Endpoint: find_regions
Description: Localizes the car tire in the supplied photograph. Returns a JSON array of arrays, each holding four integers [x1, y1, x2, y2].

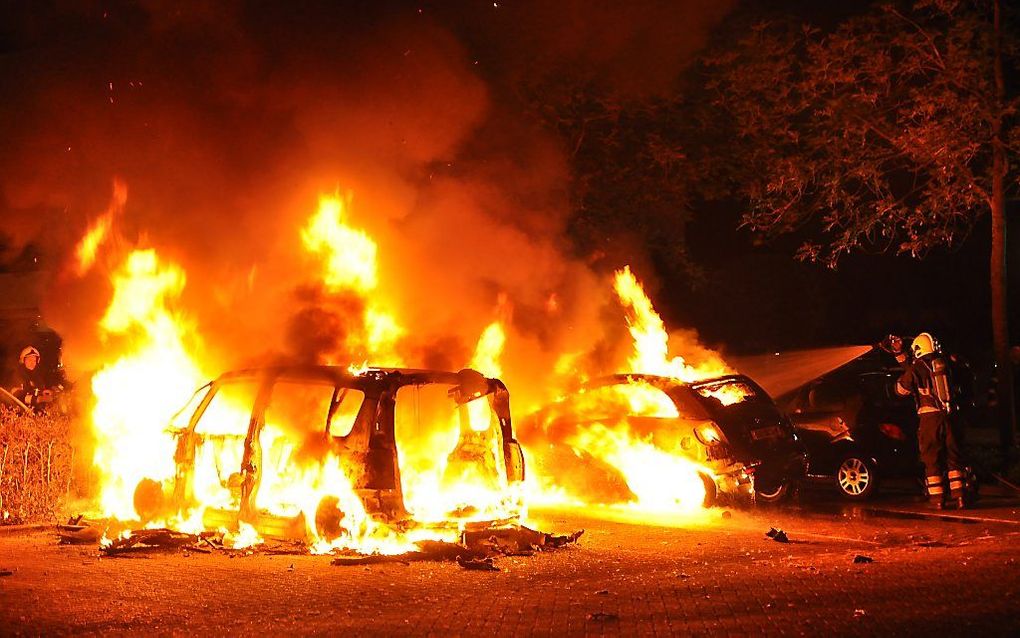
[[699, 472, 718, 508], [755, 479, 790, 503], [836, 455, 877, 500]]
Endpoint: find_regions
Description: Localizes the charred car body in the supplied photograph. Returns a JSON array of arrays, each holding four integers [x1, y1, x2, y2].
[[522, 373, 806, 506], [134, 366, 526, 541]]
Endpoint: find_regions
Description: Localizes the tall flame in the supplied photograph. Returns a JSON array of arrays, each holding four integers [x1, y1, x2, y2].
[[470, 321, 506, 378], [91, 249, 205, 519], [613, 265, 726, 382], [523, 266, 746, 516], [85, 189, 524, 555], [301, 194, 378, 293], [614, 266, 744, 406], [301, 194, 404, 366], [75, 178, 127, 276]]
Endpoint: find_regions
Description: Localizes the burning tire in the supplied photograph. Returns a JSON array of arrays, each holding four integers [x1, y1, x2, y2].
[[836, 455, 876, 500]]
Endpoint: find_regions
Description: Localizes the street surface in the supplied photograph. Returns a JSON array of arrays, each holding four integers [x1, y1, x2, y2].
[[2, 493, 1019, 636]]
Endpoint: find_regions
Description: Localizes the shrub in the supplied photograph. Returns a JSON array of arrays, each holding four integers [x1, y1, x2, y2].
[[0, 407, 78, 524]]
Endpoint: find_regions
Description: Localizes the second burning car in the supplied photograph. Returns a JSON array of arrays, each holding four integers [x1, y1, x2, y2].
[[521, 373, 806, 509]]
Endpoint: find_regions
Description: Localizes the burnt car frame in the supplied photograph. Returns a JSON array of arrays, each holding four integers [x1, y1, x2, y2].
[[137, 366, 526, 540]]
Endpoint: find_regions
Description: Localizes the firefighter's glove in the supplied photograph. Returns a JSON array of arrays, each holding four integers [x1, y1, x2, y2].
[[878, 335, 903, 354]]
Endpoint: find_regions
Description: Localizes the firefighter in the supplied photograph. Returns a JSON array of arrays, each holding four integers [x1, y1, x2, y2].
[[9, 346, 53, 411], [884, 333, 966, 509]]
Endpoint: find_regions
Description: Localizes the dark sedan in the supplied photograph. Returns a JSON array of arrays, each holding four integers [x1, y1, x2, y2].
[[777, 352, 920, 500]]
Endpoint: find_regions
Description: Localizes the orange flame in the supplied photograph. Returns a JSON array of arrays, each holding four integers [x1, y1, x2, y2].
[[91, 249, 205, 520], [301, 194, 404, 367], [614, 266, 746, 406], [85, 189, 524, 553], [470, 321, 506, 379], [75, 178, 127, 277], [301, 194, 378, 293]]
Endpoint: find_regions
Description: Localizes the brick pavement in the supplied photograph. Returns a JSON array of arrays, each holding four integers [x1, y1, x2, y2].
[[1, 506, 1018, 636]]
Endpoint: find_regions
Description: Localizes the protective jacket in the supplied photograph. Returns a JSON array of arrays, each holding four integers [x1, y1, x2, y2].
[[894, 350, 965, 504], [895, 354, 950, 414], [9, 365, 46, 405]]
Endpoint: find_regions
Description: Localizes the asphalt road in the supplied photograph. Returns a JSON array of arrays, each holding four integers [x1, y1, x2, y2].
[[1, 499, 1019, 636]]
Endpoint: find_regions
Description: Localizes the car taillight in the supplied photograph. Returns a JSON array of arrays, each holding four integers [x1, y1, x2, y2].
[[879, 423, 906, 441]]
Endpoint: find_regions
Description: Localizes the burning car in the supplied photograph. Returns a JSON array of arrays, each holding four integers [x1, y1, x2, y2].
[[522, 373, 806, 509], [130, 365, 526, 550]]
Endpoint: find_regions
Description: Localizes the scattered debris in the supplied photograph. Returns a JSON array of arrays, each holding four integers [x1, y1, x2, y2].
[[677, 572, 691, 579], [331, 524, 582, 569], [57, 516, 104, 544], [0, 568, 14, 577], [766, 527, 789, 543], [586, 612, 619, 622], [331, 541, 480, 566], [853, 555, 874, 564], [853, 609, 867, 618], [101, 529, 201, 556], [595, 589, 610, 595], [546, 529, 584, 548], [457, 556, 499, 571], [56, 517, 581, 570], [56, 524, 102, 545]]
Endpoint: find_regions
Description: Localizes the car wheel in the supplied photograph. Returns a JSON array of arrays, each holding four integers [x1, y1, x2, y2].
[[755, 479, 790, 503], [836, 456, 877, 500], [699, 472, 718, 508]]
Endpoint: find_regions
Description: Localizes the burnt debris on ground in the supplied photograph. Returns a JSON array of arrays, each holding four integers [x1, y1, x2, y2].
[[765, 527, 790, 543], [53, 517, 583, 568], [331, 525, 584, 569]]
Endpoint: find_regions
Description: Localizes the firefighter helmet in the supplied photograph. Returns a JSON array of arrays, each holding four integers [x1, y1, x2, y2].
[[19, 346, 41, 364], [911, 333, 939, 358]]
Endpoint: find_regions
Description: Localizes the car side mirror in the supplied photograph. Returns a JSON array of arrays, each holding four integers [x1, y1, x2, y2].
[[452, 368, 490, 404]]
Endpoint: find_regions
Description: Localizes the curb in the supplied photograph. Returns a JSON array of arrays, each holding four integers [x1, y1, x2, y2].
[[860, 506, 1020, 526]]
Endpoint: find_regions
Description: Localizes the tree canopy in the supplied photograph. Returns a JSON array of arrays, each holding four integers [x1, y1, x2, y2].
[[705, 0, 1018, 266]]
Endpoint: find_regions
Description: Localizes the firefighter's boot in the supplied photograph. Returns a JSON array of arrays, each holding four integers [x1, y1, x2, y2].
[[925, 475, 945, 510], [947, 469, 967, 510]]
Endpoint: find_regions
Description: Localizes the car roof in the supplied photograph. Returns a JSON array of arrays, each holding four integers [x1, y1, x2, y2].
[[212, 365, 501, 392], [585, 373, 754, 390]]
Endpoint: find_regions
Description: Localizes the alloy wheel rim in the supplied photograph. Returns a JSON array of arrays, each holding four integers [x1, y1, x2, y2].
[[838, 458, 870, 495]]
